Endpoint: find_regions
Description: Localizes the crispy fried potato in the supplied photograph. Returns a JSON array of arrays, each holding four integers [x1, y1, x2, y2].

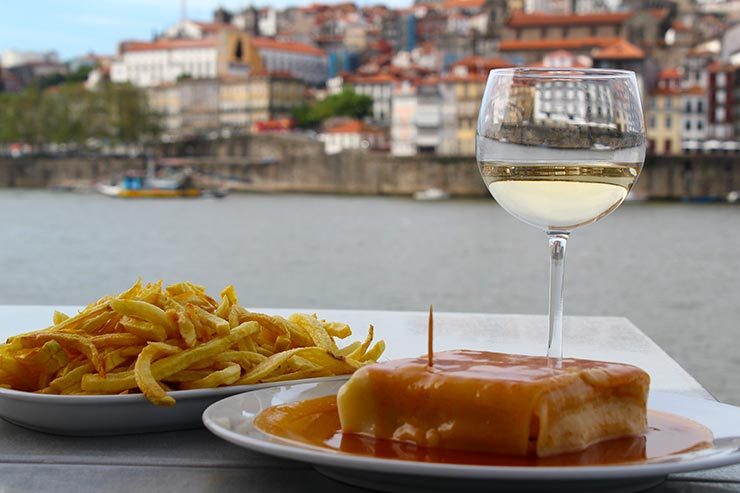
[[134, 343, 181, 406], [0, 280, 385, 406]]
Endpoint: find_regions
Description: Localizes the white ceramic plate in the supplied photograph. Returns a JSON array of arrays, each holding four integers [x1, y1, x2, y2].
[[203, 381, 740, 493], [0, 376, 348, 436]]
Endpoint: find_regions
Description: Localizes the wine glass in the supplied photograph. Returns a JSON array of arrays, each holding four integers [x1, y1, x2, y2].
[[476, 68, 646, 363]]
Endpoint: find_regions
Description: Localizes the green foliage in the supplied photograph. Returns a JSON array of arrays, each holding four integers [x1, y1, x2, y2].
[[0, 82, 160, 146], [34, 66, 93, 90], [293, 88, 373, 128]]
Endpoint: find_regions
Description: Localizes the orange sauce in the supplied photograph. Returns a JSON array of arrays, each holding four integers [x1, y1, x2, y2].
[[254, 395, 713, 467]]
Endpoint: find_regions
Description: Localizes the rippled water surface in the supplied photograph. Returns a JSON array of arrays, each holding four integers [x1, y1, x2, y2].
[[2, 190, 738, 403]]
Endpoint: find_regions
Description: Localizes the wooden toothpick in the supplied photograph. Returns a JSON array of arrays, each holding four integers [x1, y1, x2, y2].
[[427, 304, 434, 367]]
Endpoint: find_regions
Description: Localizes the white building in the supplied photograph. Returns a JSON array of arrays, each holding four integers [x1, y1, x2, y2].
[[320, 119, 386, 155], [111, 34, 327, 88], [680, 87, 708, 152], [534, 80, 615, 129], [1, 49, 59, 68], [391, 81, 417, 156], [344, 74, 395, 126], [111, 39, 218, 87], [251, 38, 328, 86], [391, 79, 456, 156]]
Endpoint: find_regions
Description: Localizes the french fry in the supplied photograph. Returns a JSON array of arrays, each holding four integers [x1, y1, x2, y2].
[[134, 343, 181, 406], [119, 317, 167, 342], [289, 314, 340, 355], [179, 363, 241, 390], [91, 333, 143, 349], [52, 311, 69, 325], [49, 362, 93, 392], [0, 280, 385, 406], [192, 305, 229, 336], [23, 333, 103, 376], [348, 325, 375, 360], [175, 312, 197, 347], [110, 299, 177, 338]]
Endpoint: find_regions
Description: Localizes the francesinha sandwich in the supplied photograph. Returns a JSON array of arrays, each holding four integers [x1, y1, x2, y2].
[[337, 350, 650, 457]]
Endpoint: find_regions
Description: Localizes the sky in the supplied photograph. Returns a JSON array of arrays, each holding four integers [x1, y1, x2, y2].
[[0, 0, 407, 60]]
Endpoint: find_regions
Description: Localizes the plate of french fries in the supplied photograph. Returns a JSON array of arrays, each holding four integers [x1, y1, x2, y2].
[[0, 280, 384, 435]]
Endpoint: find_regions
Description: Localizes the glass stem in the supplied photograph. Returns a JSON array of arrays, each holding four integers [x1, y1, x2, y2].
[[547, 232, 569, 364]]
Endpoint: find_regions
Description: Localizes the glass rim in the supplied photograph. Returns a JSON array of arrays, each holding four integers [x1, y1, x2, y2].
[[487, 68, 636, 80]]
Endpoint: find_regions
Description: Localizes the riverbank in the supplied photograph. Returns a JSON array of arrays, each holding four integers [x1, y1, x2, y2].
[[1, 134, 739, 200], [2, 190, 738, 403]]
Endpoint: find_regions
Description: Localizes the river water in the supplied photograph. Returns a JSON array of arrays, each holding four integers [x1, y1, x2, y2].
[[2, 190, 739, 403]]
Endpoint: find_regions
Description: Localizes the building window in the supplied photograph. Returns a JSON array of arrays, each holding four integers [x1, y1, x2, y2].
[[649, 115, 656, 128], [665, 115, 672, 128], [697, 120, 703, 131], [664, 139, 672, 153], [685, 120, 691, 131], [697, 101, 703, 113], [717, 73, 726, 87], [649, 139, 656, 151], [685, 101, 692, 113], [648, 98, 656, 109], [717, 90, 726, 104], [716, 107, 726, 122]]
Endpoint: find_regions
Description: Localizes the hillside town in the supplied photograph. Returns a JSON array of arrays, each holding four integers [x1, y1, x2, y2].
[[1, 0, 739, 159]]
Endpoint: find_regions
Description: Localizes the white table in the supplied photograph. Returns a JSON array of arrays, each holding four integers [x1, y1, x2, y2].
[[0, 307, 736, 492]]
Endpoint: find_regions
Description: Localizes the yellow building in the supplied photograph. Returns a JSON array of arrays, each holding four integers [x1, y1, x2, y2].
[[219, 73, 306, 129], [442, 71, 487, 156], [646, 88, 681, 155]]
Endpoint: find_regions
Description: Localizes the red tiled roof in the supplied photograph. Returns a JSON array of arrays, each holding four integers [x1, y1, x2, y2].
[[442, 0, 485, 10], [507, 11, 633, 28], [121, 38, 216, 53], [451, 55, 515, 72], [683, 85, 706, 95], [442, 72, 487, 83], [659, 67, 681, 80], [252, 38, 327, 56], [346, 73, 396, 84], [651, 87, 681, 96], [323, 119, 379, 134], [592, 39, 645, 60], [500, 37, 620, 52]]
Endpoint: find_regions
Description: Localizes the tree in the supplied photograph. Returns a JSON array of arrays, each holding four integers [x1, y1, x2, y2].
[[0, 82, 160, 146], [293, 89, 373, 128]]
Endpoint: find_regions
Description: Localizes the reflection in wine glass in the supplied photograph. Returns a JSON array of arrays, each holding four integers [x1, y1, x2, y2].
[[476, 69, 646, 363]]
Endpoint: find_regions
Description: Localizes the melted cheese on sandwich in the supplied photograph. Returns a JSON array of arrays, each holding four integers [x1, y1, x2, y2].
[[337, 350, 649, 457]]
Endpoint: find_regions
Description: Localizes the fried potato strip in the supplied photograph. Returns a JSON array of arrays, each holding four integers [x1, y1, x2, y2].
[[0, 280, 385, 406]]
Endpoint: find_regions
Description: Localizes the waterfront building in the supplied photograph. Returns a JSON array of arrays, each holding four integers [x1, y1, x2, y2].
[[148, 78, 221, 136], [343, 73, 396, 126], [391, 81, 417, 156], [647, 87, 681, 155], [680, 86, 709, 153], [111, 31, 327, 88], [319, 119, 387, 154], [502, 11, 632, 43], [219, 72, 306, 130], [440, 66, 487, 155], [111, 38, 220, 87], [250, 38, 328, 86], [707, 61, 736, 146]]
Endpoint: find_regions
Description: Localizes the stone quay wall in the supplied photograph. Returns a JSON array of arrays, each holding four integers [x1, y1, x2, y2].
[[0, 134, 738, 200]]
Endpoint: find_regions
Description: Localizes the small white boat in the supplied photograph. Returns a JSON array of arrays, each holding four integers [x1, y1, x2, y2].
[[413, 188, 451, 201]]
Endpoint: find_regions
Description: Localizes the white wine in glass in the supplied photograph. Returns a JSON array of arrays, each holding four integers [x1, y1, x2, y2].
[[476, 69, 646, 362]]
